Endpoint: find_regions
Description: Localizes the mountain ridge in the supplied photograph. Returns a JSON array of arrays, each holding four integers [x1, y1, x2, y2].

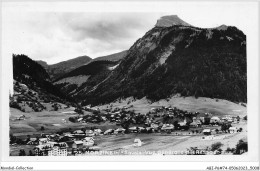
[[79, 22, 246, 105]]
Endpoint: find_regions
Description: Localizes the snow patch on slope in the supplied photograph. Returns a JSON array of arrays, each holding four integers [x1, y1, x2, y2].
[[159, 45, 175, 64], [108, 64, 119, 70], [226, 36, 233, 41]]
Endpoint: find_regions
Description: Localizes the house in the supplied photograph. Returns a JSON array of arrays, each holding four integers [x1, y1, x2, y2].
[[94, 129, 103, 135], [73, 130, 84, 134], [63, 132, 72, 136], [83, 137, 95, 147], [210, 116, 221, 124], [34, 142, 57, 156], [83, 137, 95, 142], [138, 127, 145, 133], [39, 138, 48, 145], [151, 123, 159, 129], [72, 141, 83, 149], [190, 122, 198, 128], [129, 127, 138, 133], [227, 118, 233, 123], [48, 146, 67, 156], [178, 118, 187, 127], [77, 118, 83, 122], [34, 145, 52, 156], [114, 128, 125, 134], [202, 129, 211, 135], [161, 124, 174, 132], [229, 127, 238, 133], [85, 130, 94, 137], [133, 139, 143, 147], [27, 138, 39, 145], [104, 129, 114, 135], [48, 142, 68, 156], [83, 141, 94, 147], [145, 127, 155, 133], [65, 135, 76, 141]]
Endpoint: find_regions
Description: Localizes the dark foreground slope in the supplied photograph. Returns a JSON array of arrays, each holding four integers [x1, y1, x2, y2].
[[12, 54, 73, 107], [81, 23, 246, 105]]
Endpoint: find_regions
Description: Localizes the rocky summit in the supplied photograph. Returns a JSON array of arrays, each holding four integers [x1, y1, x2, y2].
[[155, 15, 192, 27]]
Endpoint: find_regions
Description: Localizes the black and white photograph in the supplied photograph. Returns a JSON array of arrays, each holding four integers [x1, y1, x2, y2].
[[0, 1, 259, 170]]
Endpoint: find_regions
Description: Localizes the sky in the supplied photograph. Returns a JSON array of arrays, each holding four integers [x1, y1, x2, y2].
[[2, 1, 256, 64]]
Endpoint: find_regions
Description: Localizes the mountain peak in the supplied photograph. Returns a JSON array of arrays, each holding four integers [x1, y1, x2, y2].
[[215, 24, 229, 30], [155, 15, 192, 27]]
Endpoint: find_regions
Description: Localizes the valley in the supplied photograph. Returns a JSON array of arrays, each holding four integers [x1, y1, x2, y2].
[[9, 96, 247, 156], [9, 15, 248, 156]]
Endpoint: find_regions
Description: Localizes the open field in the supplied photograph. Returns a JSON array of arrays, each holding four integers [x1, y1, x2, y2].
[[10, 119, 247, 156], [10, 96, 246, 137], [80, 121, 247, 155], [97, 96, 246, 116], [9, 96, 247, 155]]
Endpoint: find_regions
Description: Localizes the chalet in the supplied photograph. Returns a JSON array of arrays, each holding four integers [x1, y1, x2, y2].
[[114, 128, 125, 134], [138, 127, 145, 133], [83, 137, 95, 142], [210, 116, 221, 124], [178, 118, 187, 127], [227, 118, 233, 123], [85, 130, 94, 137], [63, 132, 72, 136], [161, 124, 174, 132], [83, 137, 95, 147], [151, 123, 159, 129], [129, 127, 138, 133], [104, 129, 114, 135], [93, 129, 103, 135], [229, 127, 238, 133], [145, 127, 154, 132], [73, 130, 84, 134], [72, 141, 83, 149], [39, 138, 48, 145], [202, 129, 211, 135], [190, 122, 198, 128], [27, 138, 38, 145], [65, 135, 76, 141], [133, 139, 143, 147]]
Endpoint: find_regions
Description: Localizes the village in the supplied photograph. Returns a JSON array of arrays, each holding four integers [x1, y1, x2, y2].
[[9, 104, 247, 156]]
